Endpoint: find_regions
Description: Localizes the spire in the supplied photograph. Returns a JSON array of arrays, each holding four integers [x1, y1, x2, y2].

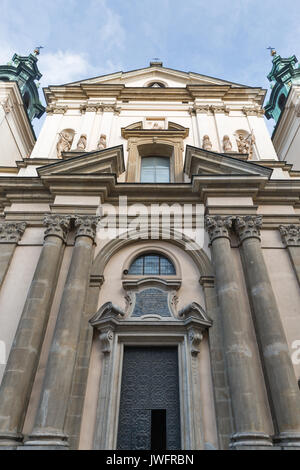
[[264, 50, 300, 123], [0, 49, 45, 121]]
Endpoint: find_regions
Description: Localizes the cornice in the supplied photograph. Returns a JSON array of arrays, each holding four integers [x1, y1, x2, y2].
[[43, 83, 266, 106]]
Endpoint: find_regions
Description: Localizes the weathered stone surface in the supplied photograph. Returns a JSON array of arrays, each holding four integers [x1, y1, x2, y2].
[[205, 215, 273, 449], [279, 225, 300, 287], [26, 219, 97, 449], [236, 222, 300, 448]]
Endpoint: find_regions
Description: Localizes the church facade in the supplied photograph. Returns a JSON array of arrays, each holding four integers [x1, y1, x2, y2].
[[0, 54, 300, 450]]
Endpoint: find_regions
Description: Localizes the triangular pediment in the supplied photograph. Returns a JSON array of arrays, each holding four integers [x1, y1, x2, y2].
[[184, 145, 272, 178], [65, 65, 247, 88], [37, 146, 124, 177]]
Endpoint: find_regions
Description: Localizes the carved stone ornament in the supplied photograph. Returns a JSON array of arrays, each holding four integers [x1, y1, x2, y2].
[[76, 134, 87, 150], [46, 105, 68, 115], [235, 132, 256, 159], [56, 129, 74, 158], [99, 328, 114, 353], [188, 328, 204, 356], [97, 134, 107, 150], [279, 225, 300, 247], [0, 222, 26, 243], [178, 302, 212, 325], [43, 214, 71, 242], [202, 134, 212, 151], [204, 215, 234, 243], [223, 135, 233, 152], [234, 215, 262, 243], [74, 215, 101, 241]]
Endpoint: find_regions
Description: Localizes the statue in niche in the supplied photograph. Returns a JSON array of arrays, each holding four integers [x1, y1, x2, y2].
[[97, 134, 107, 150], [202, 135, 212, 151], [236, 131, 256, 159], [56, 130, 74, 158], [76, 134, 87, 151], [222, 135, 232, 152]]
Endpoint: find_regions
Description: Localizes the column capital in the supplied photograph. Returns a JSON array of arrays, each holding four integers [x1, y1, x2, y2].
[[74, 215, 100, 242], [235, 215, 262, 243], [43, 214, 71, 242], [204, 215, 234, 243], [0, 222, 26, 243], [279, 224, 300, 247]]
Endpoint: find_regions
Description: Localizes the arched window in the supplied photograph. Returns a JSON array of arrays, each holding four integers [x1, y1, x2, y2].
[[128, 253, 176, 275], [141, 156, 170, 183], [278, 93, 286, 111]]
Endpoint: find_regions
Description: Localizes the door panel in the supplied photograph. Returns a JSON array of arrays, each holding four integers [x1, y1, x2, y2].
[[117, 346, 181, 450]]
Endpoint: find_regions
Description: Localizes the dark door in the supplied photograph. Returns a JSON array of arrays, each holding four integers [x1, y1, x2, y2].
[[117, 346, 181, 450]]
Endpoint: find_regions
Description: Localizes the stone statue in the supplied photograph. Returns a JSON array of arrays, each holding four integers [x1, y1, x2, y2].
[[236, 132, 255, 159], [97, 134, 107, 150], [56, 130, 74, 158], [202, 135, 212, 151], [236, 133, 249, 154], [76, 134, 87, 151], [222, 135, 232, 152]]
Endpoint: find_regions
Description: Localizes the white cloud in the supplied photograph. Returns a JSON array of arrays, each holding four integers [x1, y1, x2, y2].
[[38, 50, 94, 85]]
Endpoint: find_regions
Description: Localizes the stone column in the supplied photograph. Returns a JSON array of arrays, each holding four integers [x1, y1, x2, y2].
[[279, 225, 300, 287], [0, 222, 26, 288], [25, 215, 99, 450], [205, 215, 273, 449], [235, 216, 300, 449], [0, 215, 70, 448]]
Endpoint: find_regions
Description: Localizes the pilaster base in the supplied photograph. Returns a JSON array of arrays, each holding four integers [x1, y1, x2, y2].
[[274, 432, 300, 450], [0, 431, 23, 449], [229, 432, 274, 450], [22, 431, 69, 450]]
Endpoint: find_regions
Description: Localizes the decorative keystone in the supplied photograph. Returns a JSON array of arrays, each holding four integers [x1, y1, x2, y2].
[[0, 222, 26, 243], [279, 225, 300, 247], [234, 215, 262, 243], [204, 215, 234, 243], [43, 214, 71, 242]]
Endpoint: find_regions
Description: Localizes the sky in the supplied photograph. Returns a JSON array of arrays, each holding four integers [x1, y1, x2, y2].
[[1, 0, 300, 135]]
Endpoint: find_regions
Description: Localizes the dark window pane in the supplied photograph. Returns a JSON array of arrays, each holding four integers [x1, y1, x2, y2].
[[128, 257, 144, 274], [160, 256, 176, 275], [141, 157, 170, 183], [144, 255, 160, 274], [128, 254, 176, 275]]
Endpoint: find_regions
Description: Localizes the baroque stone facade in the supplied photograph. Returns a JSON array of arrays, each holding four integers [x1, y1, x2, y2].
[[0, 59, 299, 451]]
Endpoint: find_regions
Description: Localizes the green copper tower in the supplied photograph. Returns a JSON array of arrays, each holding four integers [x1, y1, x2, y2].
[[265, 49, 300, 123], [0, 48, 45, 121]]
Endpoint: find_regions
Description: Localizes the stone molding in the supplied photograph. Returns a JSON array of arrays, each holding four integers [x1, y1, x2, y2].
[[99, 327, 115, 353], [242, 107, 265, 117], [234, 215, 262, 243], [80, 103, 120, 114], [46, 105, 68, 115], [204, 215, 234, 243], [74, 215, 100, 241], [43, 214, 71, 242], [279, 224, 300, 247], [0, 221, 26, 243]]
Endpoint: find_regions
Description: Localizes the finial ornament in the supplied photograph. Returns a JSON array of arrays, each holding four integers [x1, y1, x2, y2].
[[279, 225, 300, 247], [34, 46, 44, 56], [267, 47, 276, 57], [205, 215, 234, 243], [234, 215, 262, 243]]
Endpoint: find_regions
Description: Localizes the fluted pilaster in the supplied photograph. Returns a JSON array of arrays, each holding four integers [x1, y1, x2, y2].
[[279, 225, 300, 287]]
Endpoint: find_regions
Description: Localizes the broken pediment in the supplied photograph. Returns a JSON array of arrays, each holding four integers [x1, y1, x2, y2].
[[37, 145, 125, 177], [184, 145, 272, 178]]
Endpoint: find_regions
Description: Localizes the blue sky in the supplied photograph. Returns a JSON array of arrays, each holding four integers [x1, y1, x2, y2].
[[1, 0, 300, 135]]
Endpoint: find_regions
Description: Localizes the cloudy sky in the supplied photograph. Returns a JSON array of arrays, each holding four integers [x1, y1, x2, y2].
[[1, 0, 299, 134]]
